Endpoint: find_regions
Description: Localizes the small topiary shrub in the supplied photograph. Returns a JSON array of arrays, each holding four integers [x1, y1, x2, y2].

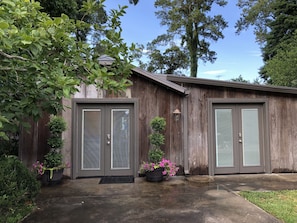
[[43, 150, 63, 168], [148, 148, 164, 163], [0, 155, 40, 223], [150, 116, 166, 132], [148, 116, 166, 163]]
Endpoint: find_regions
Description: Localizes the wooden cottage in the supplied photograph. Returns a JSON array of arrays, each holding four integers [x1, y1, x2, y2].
[[20, 66, 297, 178]]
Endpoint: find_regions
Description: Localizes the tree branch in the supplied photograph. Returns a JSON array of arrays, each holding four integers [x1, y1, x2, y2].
[[0, 51, 29, 61]]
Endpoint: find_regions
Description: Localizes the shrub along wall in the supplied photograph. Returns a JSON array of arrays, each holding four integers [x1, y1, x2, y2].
[[0, 155, 40, 223]]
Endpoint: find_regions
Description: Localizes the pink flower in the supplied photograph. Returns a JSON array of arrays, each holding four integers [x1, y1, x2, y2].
[[32, 161, 44, 175], [139, 158, 179, 177]]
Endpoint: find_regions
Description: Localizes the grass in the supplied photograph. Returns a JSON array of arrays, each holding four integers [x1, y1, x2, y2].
[[240, 190, 297, 223]]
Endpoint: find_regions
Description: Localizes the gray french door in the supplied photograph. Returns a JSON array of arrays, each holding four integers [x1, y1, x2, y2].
[[74, 103, 134, 178], [213, 104, 264, 174]]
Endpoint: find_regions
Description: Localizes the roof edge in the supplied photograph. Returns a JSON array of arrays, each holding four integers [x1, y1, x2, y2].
[[167, 75, 297, 95], [132, 67, 189, 95]]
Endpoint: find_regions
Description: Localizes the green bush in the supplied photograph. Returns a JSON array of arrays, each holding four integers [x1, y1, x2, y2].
[[44, 151, 63, 168], [148, 148, 165, 163], [47, 116, 66, 136], [149, 116, 166, 149], [47, 115, 66, 150], [150, 117, 166, 132], [149, 133, 165, 148], [0, 155, 40, 223], [147, 116, 166, 163]]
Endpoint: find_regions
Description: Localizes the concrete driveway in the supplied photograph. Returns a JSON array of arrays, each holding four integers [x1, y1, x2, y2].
[[22, 174, 297, 223]]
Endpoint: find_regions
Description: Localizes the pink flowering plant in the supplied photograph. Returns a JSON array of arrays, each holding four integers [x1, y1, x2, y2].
[[32, 116, 70, 178], [139, 158, 179, 177], [32, 160, 70, 176], [32, 161, 44, 175], [139, 117, 179, 179], [159, 158, 179, 176]]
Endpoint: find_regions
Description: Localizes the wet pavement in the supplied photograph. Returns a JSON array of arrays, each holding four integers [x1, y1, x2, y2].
[[22, 174, 297, 223]]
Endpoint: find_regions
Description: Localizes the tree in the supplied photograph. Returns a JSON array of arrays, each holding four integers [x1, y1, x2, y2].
[[231, 75, 250, 83], [141, 42, 189, 74], [129, 0, 139, 5], [262, 31, 297, 87], [230, 75, 265, 84], [153, 0, 228, 77], [37, 0, 107, 42], [236, 0, 275, 43], [0, 0, 135, 142], [263, 1, 297, 61], [236, 0, 297, 84]]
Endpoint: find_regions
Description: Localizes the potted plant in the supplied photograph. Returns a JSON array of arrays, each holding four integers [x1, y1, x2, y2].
[[139, 116, 179, 182], [33, 115, 68, 185]]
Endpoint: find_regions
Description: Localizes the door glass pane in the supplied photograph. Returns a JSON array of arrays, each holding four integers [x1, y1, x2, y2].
[[111, 109, 130, 169], [242, 109, 260, 166], [215, 109, 234, 167], [82, 109, 101, 169]]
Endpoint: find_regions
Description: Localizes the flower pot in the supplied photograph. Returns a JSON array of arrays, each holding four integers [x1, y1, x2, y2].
[[42, 168, 64, 185], [146, 167, 164, 182]]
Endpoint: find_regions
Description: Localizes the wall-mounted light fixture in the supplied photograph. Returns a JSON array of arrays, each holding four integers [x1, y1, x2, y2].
[[173, 108, 181, 121]]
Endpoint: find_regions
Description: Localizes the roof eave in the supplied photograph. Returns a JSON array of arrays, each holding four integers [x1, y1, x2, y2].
[[167, 75, 297, 95], [132, 67, 189, 96]]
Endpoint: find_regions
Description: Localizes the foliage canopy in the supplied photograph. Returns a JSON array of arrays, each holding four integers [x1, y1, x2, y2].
[[143, 0, 228, 77], [0, 0, 135, 142], [236, 0, 297, 86]]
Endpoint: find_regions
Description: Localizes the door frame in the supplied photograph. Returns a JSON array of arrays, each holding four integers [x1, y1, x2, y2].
[[208, 98, 271, 176], [71, 98, 139, 179]]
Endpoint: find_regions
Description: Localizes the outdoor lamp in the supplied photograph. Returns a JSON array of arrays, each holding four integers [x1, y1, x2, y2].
[[173, 108, 181, 121]]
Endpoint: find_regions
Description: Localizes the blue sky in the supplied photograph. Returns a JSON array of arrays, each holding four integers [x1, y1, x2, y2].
[[104, 1, 263, 81]]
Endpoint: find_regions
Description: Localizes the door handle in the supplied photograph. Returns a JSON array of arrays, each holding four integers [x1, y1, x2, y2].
[[238, 132, 242, 143], [107, 134, 111, 145]]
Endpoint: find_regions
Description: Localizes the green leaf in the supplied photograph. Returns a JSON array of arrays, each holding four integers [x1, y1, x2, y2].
[[0, 21, 9, 29], [63, 88, 70, 98], [2, 0, 16, 7], [21, 40, 32, 45]]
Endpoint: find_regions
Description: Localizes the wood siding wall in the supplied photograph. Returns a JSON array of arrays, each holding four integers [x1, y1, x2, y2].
[[129, 75, 184, 167], [19, 115, 50, 168], [60, 76, 184, 177], [183, 84, 297, 174], [19, 73, 297, 176]]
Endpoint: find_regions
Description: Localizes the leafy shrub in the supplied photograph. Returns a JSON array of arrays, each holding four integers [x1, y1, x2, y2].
[[47, 116, 66, 136], [148, 117, 166, 162], [0, 135, 19, 156], [0, 155, 40, 223], [149, 116, 166, 149], [148, 148, 164, 163], [150, 116, 166, 132], [47, 115, 66, 150], [149, 133, 165, 148], [43, 151, 63, 168]]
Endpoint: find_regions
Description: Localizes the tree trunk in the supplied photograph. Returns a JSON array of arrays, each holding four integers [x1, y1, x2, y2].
[[190, 50, 198, 77]]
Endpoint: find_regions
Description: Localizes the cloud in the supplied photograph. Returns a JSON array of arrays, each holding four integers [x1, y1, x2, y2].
[[203, 69, 227, 75]]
